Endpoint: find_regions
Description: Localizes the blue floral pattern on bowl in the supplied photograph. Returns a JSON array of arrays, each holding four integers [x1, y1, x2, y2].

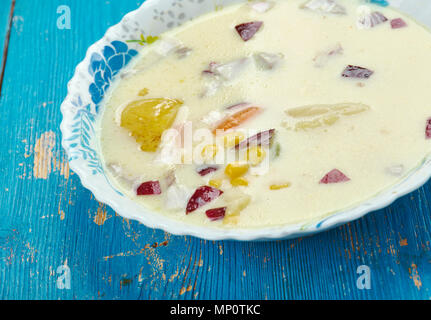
[[89, 41, 138, 107], [64, 41, 137, 178]]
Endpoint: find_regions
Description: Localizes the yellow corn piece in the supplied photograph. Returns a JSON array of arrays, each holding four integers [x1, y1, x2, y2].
[[223, 132, 245, 148], [201, 144, 218, 161], [209, 179, 223, 189], [138, 88, 149, 96], [225, 162, 249, 180], [230, 177, 249, 187], [270, 183, 291, 190], [246, 146, 266, 166]]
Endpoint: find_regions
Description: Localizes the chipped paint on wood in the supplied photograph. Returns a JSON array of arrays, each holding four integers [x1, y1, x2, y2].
[[169, 268, 179, 282], [93, 202, 109, 226], [409, 264, 422, 290], [102, 246, 150, 261], [33, 131, 56, 179], [28, 131, 69, 180], [60, 158, 70, 179], [179, 285, 193, 295]]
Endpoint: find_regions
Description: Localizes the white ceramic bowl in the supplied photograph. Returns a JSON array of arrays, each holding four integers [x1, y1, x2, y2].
[[60, 0, 431, 241]]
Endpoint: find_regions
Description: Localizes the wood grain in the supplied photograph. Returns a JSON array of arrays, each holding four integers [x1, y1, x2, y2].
[[0, 0, 13, 93], [0, 0, 430, 300]]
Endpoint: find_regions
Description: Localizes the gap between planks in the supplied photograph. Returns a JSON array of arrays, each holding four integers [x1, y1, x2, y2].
[[0, 0, 16, 97]]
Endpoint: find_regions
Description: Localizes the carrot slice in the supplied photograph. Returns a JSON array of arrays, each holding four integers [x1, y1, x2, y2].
[[213, 107, 261, 135]]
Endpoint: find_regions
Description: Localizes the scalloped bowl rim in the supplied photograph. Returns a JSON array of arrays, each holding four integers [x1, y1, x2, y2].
[[60, 0, 431, 241]]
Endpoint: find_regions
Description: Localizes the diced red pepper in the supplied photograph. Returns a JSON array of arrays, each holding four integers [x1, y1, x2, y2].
[[342, 65, 374, 79], [137, 181, 162, 195], [197, 166, 219, 176], [235, 21, 263, 41], [206, 207, 227, 221], [320, 169, 350, 184], [235, 129, 275, 150], [391, 18, 407, 29], [426, 118, 431, 139], [186, 186, 223, 214]]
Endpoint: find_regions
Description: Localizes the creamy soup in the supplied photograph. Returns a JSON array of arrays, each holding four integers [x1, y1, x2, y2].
[[99, 0, 431, 228]]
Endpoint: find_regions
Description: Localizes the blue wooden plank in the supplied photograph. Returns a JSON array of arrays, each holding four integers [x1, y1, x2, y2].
[[0, 0, 13, 92], [0, 1, 12, 59], [0, 0, 431, 300]]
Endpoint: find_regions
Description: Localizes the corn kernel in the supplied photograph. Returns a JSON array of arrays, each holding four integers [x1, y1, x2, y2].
[[230, 177, 249, 187], [225, 162, 249, 179], [223, 132, 245, 148], [270, 183, 291, 190], [209, 179, 222, 188], [138, 88, 149, 96], [246, 146, 266, 166], [201, 144, 218, 161]]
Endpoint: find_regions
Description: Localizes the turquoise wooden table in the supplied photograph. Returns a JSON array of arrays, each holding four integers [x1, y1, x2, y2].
[[1, 0, 431, 300]]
